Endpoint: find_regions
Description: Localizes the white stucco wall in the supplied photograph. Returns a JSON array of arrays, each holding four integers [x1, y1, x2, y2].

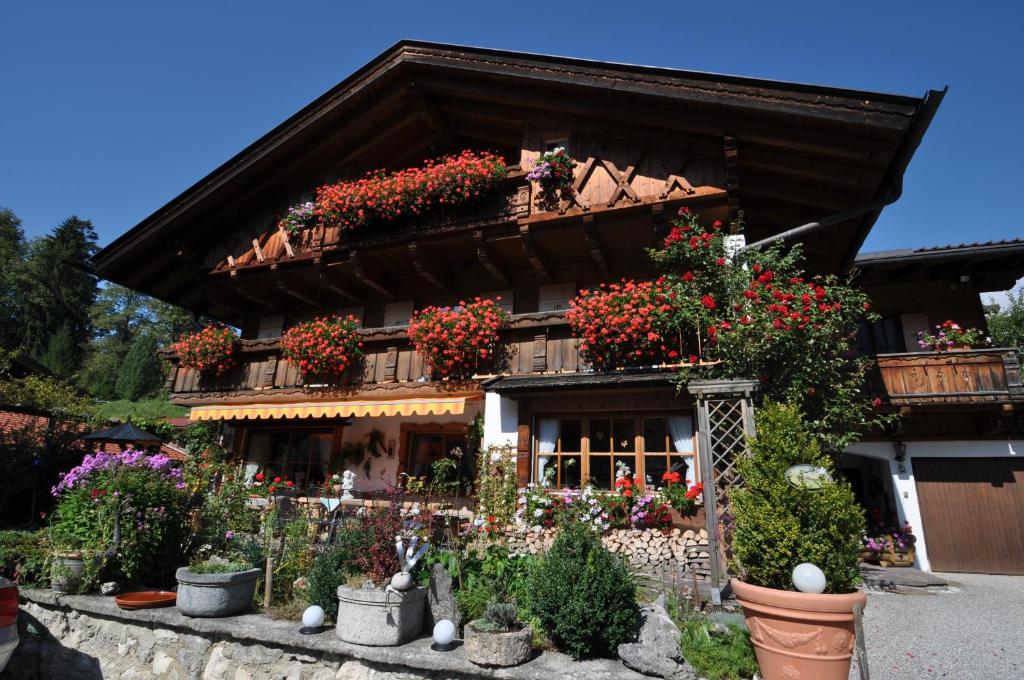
[[482, 391, 518, 448], [844, 438, 1022, 572]]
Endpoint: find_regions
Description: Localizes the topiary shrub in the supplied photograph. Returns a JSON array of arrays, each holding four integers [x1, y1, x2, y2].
[[730, 402, 865, 594], [525, 522, 638, 659], [305, 526, 372, 620]]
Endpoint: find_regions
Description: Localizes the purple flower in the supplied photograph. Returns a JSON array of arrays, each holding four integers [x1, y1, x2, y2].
[[225, 531, 235, 540]]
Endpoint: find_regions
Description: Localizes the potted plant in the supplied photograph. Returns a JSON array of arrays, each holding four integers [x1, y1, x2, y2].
[[176, 557, 261, 617], [527, 146, 576, 198], [171, 325, 239, 375], [408, 297, 509, 379], [729, 402, 867, 680], [335, 494, 430, 646], [281, 315, 363, 382], [658, 472, 705, 530], [464, 601, 533, 667], [916, 321, 990, 351]]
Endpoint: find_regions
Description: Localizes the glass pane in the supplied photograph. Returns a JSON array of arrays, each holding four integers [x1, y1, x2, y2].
[[614, 455, 637, 481], [643, 455, 668, 488], [560, 419, 582, 452], [643, 418, 668, 452], [668, 456, 694, 485], [589, 456, 612, 489], [409, 434, 445, 480], [538, 456, 557, 488], [590, 419, 611, 453], [560, 455, 581, 489], [613, 419, 635, 452]]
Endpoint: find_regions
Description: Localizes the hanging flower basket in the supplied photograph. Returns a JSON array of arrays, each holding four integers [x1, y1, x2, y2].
[[172, 326, 239, 375], [527, 147, 576, 194], [281, 315, 363, 380], [567, 277, 682, 370], [408, 297, 509, 379], [316, 150, 508, 231]]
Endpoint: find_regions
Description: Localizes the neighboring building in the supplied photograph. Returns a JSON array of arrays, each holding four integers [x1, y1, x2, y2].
[[843, 239, 1024, 574], [90, 42, 1024, 573]]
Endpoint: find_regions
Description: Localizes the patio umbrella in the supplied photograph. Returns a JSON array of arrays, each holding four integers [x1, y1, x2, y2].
[[83, 420, 162, 449]]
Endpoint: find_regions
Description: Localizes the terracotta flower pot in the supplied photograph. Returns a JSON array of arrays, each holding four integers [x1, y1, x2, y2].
[[731, 579, 866, 680]]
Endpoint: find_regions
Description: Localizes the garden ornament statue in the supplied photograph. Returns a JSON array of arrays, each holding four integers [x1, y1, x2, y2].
[[390, 535, 429, 591], [340, 469, 355, 500]]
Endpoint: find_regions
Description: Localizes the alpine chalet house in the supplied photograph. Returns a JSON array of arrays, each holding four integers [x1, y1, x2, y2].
[[91, 42, 1024, 575]]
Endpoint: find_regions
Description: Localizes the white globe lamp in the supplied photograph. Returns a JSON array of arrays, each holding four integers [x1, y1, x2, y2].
[[432, 619, 457, 650], [792, 562, 826, 594], [300, 605, 326, 634]]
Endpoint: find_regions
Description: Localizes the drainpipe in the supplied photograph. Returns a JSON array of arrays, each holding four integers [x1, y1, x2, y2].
[[736, 194, 895, 254]]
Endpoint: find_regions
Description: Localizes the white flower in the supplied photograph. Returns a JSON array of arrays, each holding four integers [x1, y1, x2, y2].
[[474, 517, 484, 527], [491, 452, 502, 462], [533, 508, 543, 517]]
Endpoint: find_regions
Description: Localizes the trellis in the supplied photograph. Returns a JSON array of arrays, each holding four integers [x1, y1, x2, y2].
[[688, 379, 758, 602]]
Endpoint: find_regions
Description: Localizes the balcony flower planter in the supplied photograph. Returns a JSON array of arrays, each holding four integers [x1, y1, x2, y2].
[[336, 584, 427, 646], [463, 620, 533, 667], [175, 567, 261, 618], [731, 579, 866, 680], [669, 505, 706, 532]]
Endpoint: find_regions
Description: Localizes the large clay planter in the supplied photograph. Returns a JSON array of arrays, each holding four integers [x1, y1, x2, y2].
[[175, 567, 261, 617], [731, 579, 866, 680], [336, 585, 426, 646], [463, 620, 533, 667]]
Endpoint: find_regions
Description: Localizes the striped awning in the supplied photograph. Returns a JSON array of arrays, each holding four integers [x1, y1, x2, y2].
[[188, 397, 470, 421]]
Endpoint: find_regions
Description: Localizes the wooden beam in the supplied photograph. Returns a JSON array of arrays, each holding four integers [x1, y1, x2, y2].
[[251, 238, 266, 263], [724, 136, 740, 220], [350, 250, 395, 298], [408, 241, 449, 291], [314, 257, 360, 303], [410, 87, 455, 148], [582, 216, 610, 274], [278, 226, 296, 258], [518, 223, 552, 281], [270, 264, 318, 307], [229, 270, 278, 310], [473, 230, 509, 285], [601, 157, 642, 207]]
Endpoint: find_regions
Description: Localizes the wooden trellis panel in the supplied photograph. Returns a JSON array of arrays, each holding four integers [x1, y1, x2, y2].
[[688, 379, 758, 601]]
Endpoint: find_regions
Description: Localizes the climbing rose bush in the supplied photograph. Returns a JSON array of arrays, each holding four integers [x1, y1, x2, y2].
[[316, 150, 508, 230], [408, 297, 509, 379], [281, 315, 363, 379], [172, 325, 238, 375]]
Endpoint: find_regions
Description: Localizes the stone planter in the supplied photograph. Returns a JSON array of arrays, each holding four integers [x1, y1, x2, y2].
[[175, 567, 261, 618], [336, 584, 426, 646], [51, 554, 85, 594], [731, 578, 866, 680], [463, 620, 533, 667]]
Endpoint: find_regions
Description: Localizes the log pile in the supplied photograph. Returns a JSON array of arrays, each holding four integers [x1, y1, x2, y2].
[[505, 527, 712, 580]]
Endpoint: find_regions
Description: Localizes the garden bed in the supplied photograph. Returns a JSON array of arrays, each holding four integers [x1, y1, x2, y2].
[[9, 589, 650, 680]]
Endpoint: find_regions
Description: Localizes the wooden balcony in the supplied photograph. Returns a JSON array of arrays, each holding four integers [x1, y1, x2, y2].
[[161, 312, 596, 406], [875, 348, 1024, 406]]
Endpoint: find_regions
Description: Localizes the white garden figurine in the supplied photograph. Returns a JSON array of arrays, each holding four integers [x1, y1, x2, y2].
[[340, 469, 356, 500]]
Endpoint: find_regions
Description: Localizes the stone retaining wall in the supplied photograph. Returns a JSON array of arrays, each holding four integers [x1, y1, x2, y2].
[[4, 590, 647, 680], [507, 527, 712, 581]]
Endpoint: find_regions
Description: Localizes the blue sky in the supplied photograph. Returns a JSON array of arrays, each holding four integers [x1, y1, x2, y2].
[[1, 1, 1021, 272]]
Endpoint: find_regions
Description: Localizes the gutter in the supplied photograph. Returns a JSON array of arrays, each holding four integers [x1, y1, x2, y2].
[[737, 87, 947, 263]]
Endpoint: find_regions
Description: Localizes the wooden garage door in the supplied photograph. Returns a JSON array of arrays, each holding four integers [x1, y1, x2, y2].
[[914, 458, 1024, 574]]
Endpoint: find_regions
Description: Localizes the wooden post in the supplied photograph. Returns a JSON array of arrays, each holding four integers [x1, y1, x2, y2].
[[263, 557, 274, 609], [853, 602, 870, 680]]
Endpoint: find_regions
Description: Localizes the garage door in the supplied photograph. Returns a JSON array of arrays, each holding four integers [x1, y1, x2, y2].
[[914, 458, 1024, 574]]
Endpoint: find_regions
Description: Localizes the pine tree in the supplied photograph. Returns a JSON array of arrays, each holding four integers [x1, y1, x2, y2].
[[39, 324, 77, 378], [115, 334, 164, 401], [0, 208, 28, 351]]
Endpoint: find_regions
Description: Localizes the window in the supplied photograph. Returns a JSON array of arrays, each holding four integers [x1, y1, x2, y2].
[[544, 137, 569, 153], [534, 414, 696, 490], [252, 430, 333, 489], [400, 423, 474, 492], [538, 282, 576, 312], [383, 300, 415, 327], [857, 316, 905, 355]]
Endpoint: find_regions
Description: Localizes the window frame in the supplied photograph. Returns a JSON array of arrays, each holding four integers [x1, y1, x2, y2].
[[533, 412, 697, 491], [398, 422, 473, 491]]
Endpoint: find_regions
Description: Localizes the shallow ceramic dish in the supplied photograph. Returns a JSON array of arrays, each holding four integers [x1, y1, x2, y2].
[[114, 591, 177, 610]]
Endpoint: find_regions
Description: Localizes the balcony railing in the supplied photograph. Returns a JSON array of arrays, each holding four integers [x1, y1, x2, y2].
[[160, 312, 591, 403], [875, 348, 1024, 406]]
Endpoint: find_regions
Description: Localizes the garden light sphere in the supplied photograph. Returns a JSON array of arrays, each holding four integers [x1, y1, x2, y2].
[[432, 619, 456, 649], [792, 563, 826, 594], [300, 605, 325, 634]]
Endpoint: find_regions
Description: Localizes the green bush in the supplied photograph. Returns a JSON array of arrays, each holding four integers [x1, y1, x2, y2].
[[525, 523, 638, 659], [680, 622, 759, 680], [730, 402, 864, 593], [0, 529, 51, 587], [306, 525, 372, 620]]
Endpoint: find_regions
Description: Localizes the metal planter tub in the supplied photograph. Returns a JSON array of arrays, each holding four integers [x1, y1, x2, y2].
[[175, 567, 261, 618]]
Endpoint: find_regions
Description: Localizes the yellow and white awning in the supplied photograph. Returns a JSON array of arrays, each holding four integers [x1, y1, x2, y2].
[[189, 397, 471, 421]]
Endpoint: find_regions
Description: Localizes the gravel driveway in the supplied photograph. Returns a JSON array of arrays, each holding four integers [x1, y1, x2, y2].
[[849, 573, 1024, 679]]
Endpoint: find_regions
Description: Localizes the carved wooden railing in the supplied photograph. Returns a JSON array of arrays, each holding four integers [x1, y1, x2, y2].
[[875, 348, 1024, 406], [160, 312, 587, 402]]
